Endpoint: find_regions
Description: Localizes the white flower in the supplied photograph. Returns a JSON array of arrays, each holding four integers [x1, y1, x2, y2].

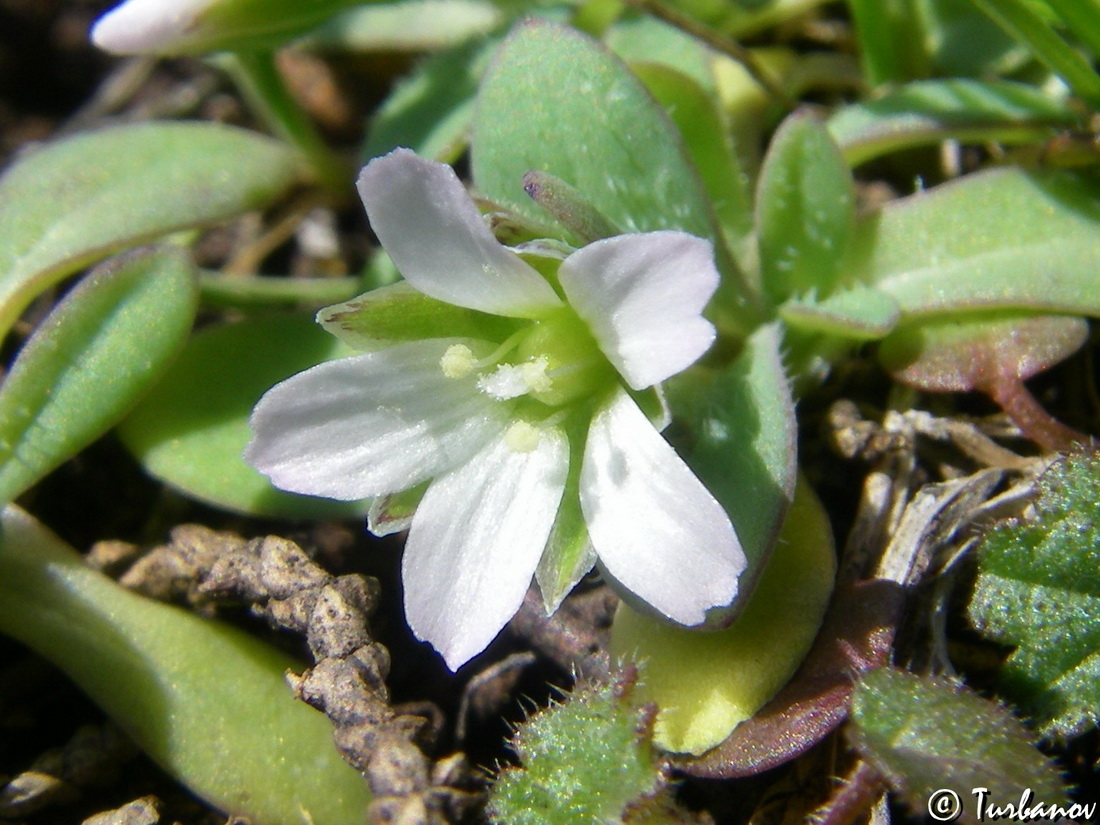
[[247, 148, 745, 670]]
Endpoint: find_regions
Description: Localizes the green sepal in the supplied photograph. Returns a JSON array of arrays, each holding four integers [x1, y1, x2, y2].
[[535, 422, 596, 614], [367, 484, 427, 537], [317, 282, 519, 351]]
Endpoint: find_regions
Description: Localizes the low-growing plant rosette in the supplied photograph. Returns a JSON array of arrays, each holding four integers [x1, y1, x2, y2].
[[246, 148, 746, 670]]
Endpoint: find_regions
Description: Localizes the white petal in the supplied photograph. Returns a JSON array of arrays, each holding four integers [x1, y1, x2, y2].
[[580, 389, 744, 625], [246, 339, 510, 500], [403, 426, 569, 670], [558, 232, 718, 389], [358, 149, 562, 319], [91, 0, 208, 54]]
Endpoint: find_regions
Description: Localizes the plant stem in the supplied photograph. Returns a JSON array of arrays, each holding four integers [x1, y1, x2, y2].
[[223, 50, 348, 197], [986, 377, 1092, 452]]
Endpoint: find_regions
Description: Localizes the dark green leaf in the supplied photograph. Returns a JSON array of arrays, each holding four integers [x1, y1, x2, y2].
[[850, 667, 1067, 824], [969, 454, 1100, 738]]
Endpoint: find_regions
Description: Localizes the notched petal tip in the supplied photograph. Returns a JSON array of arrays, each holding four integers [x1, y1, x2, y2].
[[559, 231, 720, 389]]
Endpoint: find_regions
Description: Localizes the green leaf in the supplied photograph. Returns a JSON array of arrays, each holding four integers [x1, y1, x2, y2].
[[668, 323, 797, 622], [472, 19, 761, 334], [310, 0, 501, 52], [610, 477, 835, 755], [849, 667, 1067, 824], [756, 112, 855, 303], [780, 286, 900, 340], [487, 677, 675, 825], [0, 246, 197, 504], [971, 0, 1100, 109], [0, 121, 299, 341], [877, 310, 1088, 392], [828, 79, 1078, 167], [0, 504, 373, 825], [117, 313, 365, 519], [631, 62, 754, 261], [968, 454, 1100, 738], [363, 36, 496, 163], [850, 167, 1100, 319]]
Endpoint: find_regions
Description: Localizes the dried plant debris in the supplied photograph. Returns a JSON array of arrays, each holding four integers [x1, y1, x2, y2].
[[109, 524, 481, 824], [82, 796, 161, 825], [0, 724, 137, 818], [968, 451, 1100, 739]]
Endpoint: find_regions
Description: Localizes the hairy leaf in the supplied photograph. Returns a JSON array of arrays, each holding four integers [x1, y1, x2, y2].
[[968, 454, 1100, 738]]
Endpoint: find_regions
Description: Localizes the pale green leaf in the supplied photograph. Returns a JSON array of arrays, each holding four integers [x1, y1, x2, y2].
[[0, 121, 299, 340], [0, 504, 373, 825], [756, 112, 855, 303], [472, 19, 761, 335], [117, 314, 365, 519], [0, 246, 197, 504], [850, 167, 1100, 319]]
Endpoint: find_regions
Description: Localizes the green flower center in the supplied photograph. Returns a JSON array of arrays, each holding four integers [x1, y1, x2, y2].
[[438, 307, 614, 410]]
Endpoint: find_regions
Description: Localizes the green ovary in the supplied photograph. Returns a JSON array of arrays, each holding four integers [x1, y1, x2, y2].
[[515, 308, 616, 408]]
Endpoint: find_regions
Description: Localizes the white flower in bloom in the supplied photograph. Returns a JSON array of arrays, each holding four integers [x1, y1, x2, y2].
[[247, 148, 745, 669]]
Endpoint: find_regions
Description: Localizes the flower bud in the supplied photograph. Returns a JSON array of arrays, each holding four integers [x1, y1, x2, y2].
[[91, 0, 361, 56]]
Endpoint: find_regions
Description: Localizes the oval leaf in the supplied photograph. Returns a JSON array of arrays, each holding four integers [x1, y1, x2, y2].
[[850, 168, 1100, 319], [668, 322, 797, 619], [117, 313, 366, 518], [0, 504, 373, 825], [0, 121, 299, 339], [756, 111, 855, 303], [0, 246, 198, 504], [610, 477, 835, 755], [472, 19, 760, 334]]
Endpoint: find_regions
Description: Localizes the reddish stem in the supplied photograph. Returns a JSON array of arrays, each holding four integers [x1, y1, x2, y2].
[[985, 377, 1092, 453], [811, 760, 887, 825]]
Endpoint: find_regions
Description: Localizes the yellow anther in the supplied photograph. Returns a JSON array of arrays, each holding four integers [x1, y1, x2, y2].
[[440, 344, 476, 379], [504, 420, 541, 453]]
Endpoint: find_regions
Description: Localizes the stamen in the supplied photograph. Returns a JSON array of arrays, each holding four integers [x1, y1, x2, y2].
[[478, 356, 553, 400], [440, 344, 477, 379], [505, 420, 541, 453]]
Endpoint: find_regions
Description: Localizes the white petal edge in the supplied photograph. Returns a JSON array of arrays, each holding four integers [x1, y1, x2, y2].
[[246, 339, 510, 500], [91, 0, 209, 54], [358, 149, 562, 319], [402, 426, 569, 670], [580, 388, 744, 625], [558, 231, 718, 389]]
